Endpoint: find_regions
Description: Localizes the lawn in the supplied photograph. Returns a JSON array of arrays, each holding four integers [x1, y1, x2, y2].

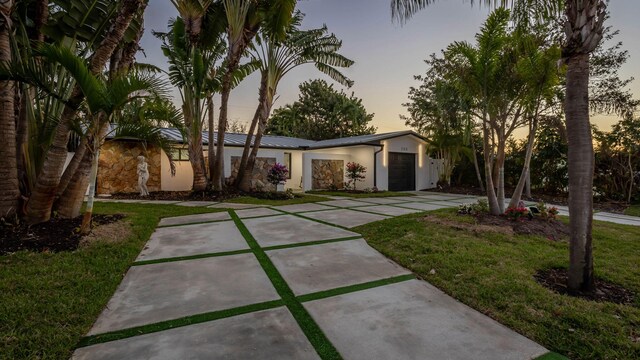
[[355, 209, 640, 360], [228, 193, 328, 205], [306, 190, 414, 198], [625, 205, 640, 217], [0, 203, 225, 359]]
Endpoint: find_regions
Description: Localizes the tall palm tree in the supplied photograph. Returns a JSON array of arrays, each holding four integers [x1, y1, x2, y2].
[[24, 0, 149, 224], [391, 0, 606, 293], [236, 13, 354, 191], [212, 0, 296, 190], [0, 0, 18, 218]]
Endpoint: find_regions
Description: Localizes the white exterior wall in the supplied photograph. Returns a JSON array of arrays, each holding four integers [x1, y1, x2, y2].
[[377, 135, 433, 191], [301, 145, 377, 191]]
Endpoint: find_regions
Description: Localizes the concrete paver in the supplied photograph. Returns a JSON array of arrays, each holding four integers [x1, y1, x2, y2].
[[267, 239, 411, 295], [74, 308, 319, 360], [88, 254, 279, 334], [304, 280, 548, 360], [243, 214, 358, 247], [235, 207, 282, 219], [303, 209, 390, 228], [356, 205, 422, 217], [138, 200, 182, 205], [207, 202, 265, 210], [415, 193, 467, 201], [271, 203, 335, 213], [158, 211, 230, 227], [394, 202, 451, 211], [317, 199, 371, 208], [137, 221, 247, 261], [383, 196, 423, 202], [355, 197, 409, 205]]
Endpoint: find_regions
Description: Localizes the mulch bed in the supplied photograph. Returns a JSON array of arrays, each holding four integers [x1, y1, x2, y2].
[[534, 268, 636, 306], [108, 190, 232, 201], [475, 213, 570, 241], [424, 185, 629, 213], [0, 214, 125, 255]]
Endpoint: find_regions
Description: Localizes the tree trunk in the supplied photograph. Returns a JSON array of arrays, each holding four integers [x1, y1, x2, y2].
[[471, 139, 485, 192], [627, 152, 634, 204], [565, 53, 595, 293], [240, 99, 272, 193], [525, 168, 531, 198], [57, 135, 88, 197], [236, 71, 267, 189], [57, 147, 92, 218], [0, 0, 18, 218], [80, 145, 100, 235], [495, 132, 506, 213], [207, 95, 215, 182], [188, 126, 207, 191], [482, 121, 500, 215], [25, 0, 147, 224], [509, 116, 539, 208]]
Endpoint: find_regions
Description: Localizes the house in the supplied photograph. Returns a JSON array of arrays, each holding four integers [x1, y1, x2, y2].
[[83, 129, 443, 195]]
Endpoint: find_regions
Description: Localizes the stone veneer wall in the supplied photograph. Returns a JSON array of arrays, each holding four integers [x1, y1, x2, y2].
[[97, 141, 161, 194], [230, 156, 277, 191], [312, 159, 344, 190]]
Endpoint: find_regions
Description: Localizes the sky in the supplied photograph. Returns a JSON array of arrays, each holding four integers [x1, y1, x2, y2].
[[139, 0, 640, 135]]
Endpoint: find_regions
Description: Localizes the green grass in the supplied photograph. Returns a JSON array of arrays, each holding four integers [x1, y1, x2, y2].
[[307, 190, 414, 198], [354, 209, 640, 360], [0, 203, 226, 359], [229, 211, 342, 359], [228, 193, 328, 205], [624, 205, 640, 217]]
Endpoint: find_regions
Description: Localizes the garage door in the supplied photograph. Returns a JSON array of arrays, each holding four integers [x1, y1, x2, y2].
[[388, 152, 416, 191]]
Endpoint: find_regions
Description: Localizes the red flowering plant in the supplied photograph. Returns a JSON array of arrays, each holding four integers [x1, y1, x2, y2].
[[267, 163, 289, 187], [504, 206, 530, 221], [346, 162, 367, 191]]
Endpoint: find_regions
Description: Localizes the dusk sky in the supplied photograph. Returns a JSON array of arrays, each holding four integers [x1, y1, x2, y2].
[[139, 0, 640, 135]]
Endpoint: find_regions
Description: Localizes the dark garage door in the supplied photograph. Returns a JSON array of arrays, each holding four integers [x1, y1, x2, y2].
[[388, 152, 416, 191]]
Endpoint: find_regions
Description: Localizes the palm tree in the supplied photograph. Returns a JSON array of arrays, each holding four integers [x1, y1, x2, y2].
[[24, 0, 149, 224], [0, 0, 18, 218], [212, 0, 296, 190], [236, 13, 354, 192], [391, 0, 606, 293]]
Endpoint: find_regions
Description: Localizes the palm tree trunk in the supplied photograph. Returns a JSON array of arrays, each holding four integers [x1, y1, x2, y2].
[[495, 133, 506, 213], [237, 71, 268, 189], [240, 99, 272, 192], [80, 145, 100, 235], [565, 52, 595, 293], [25, 0, 148, 224], [57, 135, 88, 197], [0, 0, 18, 218], [482, 121, 500, 215], [470, 139, 484, 192], [207, 95, 215, 182], [509, 116, 539, 209]]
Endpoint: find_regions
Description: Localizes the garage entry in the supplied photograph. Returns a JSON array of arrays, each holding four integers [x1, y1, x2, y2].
[[388, 152, 416, 191]]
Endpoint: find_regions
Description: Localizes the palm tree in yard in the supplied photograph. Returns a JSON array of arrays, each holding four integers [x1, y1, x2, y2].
[[24, 0, 149, 224], [235, 12, 354, 191], [0, 0, 18, 218], [212, 0, 296, 190], [391, 0, 606, 293]]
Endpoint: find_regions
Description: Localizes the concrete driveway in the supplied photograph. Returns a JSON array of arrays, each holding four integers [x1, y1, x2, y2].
[[76, 192, 606, 359]]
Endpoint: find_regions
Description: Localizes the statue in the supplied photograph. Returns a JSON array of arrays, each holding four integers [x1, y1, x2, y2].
[[137, 155, 149, 196]]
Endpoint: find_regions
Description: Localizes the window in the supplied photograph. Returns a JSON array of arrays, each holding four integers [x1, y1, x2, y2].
[[284, 152, 292, 179], [170, 147, 190, 161]]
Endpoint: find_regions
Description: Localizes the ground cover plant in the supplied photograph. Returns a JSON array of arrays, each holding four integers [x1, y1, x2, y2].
[[355, 209, 640, 359], [0, 203, 226, 359]]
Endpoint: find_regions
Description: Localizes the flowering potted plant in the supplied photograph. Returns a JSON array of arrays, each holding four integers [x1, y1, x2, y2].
[[267, 163, 289, 188], [346, 162, 366, 191]]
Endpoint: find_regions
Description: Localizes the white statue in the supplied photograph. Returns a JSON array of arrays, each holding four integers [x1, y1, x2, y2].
[[137, 155, 150, 196]]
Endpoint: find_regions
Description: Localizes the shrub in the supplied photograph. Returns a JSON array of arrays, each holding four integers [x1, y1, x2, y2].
[[505, 206, 530, 221], [346, 162, 366, 191], [536, 201, 560, 220], [458, 199, 489, 215], [267, 163, 289, 187]]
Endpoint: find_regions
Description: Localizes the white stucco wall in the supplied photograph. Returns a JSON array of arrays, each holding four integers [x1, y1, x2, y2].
[[377, 135, 432, 191]]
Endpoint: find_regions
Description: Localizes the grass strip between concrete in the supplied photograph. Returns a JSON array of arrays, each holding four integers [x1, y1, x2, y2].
[[534, 352, 570, 360], [297, 274, 416, 303], [262, 236, 363, 252], [157, 218, 230, 228], [75, 299, 284, 348], [131, 248, 253, 266], [230, 211, 343, 360]]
